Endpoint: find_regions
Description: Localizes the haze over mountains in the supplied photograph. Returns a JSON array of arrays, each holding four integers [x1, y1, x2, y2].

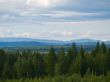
[[0, 37, 109, 47]]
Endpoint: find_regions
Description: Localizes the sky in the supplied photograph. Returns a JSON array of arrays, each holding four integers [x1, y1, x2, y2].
[[0, 0, 110, 41]]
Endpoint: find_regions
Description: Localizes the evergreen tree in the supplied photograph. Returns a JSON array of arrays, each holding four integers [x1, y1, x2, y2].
[[55, 48, 66, 75], [78, 46, 87, 76], [66, 46, 76, 73], [14, 57, 28, 78], [2, 54, 16, 79], [94, 42, 100, 54], [72, 43, 78, 60], [32, 52, 45, 78], [101, 42, 107, 54], [0, 42, 109, 80], [0, 49, 6, 78], [45, 47, 57, 76], [106, 48, 110, 71]]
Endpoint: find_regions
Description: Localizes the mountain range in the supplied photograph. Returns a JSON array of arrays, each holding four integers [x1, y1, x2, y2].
[[0, 37, 109, 47]]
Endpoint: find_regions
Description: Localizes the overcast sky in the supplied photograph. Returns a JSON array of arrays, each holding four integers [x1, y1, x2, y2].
[[0, 0, 110, 41]]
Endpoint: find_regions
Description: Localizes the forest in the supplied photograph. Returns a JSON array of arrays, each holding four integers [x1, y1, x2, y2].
[[0, 42, 110, 82]]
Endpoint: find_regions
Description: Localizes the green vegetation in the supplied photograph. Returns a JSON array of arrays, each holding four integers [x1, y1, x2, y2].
[[1, 74, 110, 82], [0, 42, 110, 82]]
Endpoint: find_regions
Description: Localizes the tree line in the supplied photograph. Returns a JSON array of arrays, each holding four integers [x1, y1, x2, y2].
[[0, 42, 110, 80]]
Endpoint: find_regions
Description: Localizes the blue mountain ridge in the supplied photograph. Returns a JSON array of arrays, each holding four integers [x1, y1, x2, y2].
[[0, 38, 109, 47]]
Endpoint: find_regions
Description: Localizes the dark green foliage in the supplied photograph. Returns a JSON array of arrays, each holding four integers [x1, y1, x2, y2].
[[2, 54, 16, 79], [65, 43, 78, 74], [101, 42, 107, 54], [79, 46, 88, 76], [0, 49, 6, 78], [0, 42, 110, 82], [32, 52, 45, 78], [45, 47, 57, 76], [1, 74, 110, 82], [106, 48, 110, 70], [55, 48, 66, 75], [94, 42, 100, 54]]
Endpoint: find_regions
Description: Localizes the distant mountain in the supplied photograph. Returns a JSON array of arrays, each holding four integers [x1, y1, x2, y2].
[[73, 39, 99, 43], [70, 39, 100, 45], [0, 42, 48, 47], [0, 37, 66, 44], [0, 38, 37, 42], [0, 38, 67, 47], [0, 37, 109, 47]]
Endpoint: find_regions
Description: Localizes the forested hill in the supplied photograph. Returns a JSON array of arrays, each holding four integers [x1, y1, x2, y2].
[[0, 38, 110, 47]]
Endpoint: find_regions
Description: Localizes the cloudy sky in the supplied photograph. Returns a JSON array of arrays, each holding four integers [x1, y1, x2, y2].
[[0, 0, 110, 41]]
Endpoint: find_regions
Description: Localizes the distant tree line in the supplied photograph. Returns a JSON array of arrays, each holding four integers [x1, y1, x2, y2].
[[0, 42, 110, 80]]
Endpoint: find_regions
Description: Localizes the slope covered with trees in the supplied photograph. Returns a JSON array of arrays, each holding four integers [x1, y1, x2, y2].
[[0, 42, 110, 82]]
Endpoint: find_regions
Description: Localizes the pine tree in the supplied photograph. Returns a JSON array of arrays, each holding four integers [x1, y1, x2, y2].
[[106, 48, 110, 71], [2, 54, 16, 79], [0, 49, 6, 78], [69, 46, 87, 76], [45, 47, 57, 76], [72, 43, 78, 60], [55, 47, 66, 75], [101, 42, 107, 54], [32, 52, 45, 78], [79, 46, 87, 76], [94, 42, 100, 54], [66, 47, 75, 73]]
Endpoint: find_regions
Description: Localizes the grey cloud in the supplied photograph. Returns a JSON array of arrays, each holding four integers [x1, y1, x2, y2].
[[0, 0, 110, 23]]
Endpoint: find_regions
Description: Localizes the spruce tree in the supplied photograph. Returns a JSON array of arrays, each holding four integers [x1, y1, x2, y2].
[[32, 52, 45, 78], [45, 47, 56, 76], [0, 49, 6, 78], [79, 46, 87, 76], [55, 47, 66, 75]]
